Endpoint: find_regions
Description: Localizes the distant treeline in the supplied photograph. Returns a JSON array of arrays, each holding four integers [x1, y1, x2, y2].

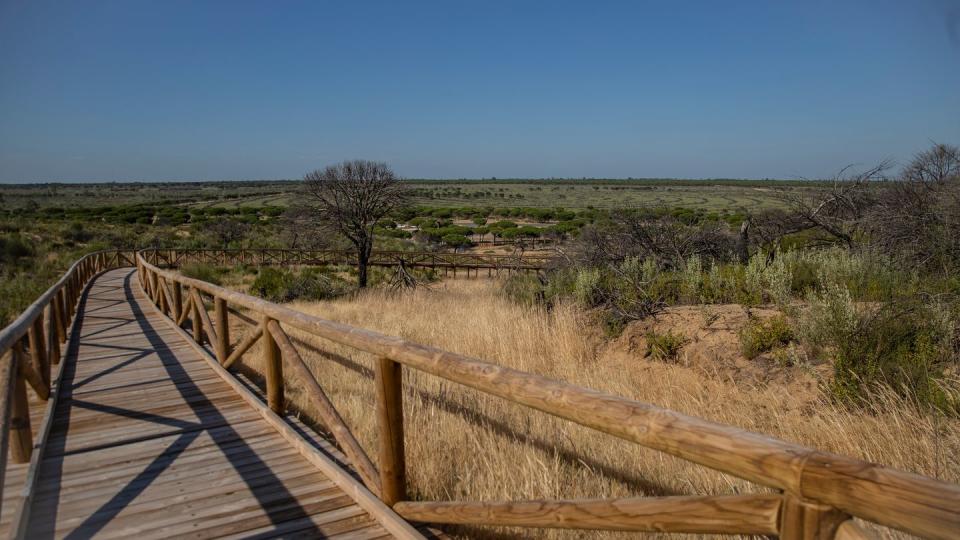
[[1, 177, 830, 190], [6, 204, 285, 225]]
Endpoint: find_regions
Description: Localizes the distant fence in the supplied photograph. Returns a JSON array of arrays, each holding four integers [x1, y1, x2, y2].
[[135, 250, 960, 540], [141, 248, 552, 276]]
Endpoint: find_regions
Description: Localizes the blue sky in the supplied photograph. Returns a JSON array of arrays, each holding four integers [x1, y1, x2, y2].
[[1, 1, 958, 182]]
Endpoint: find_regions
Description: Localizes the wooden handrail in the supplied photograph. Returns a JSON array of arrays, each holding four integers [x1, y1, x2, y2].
[[135, 250, 960, 539], [393, 495, 783, 534], [266, 319, 382, 495], [0, 249, 137, 518]]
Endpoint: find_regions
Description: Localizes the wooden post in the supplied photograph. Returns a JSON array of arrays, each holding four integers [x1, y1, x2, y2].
[[65, 276, 75, 321], [45, 304, 60, 368], [192, 288, 204, 346], [28, 313, 49, 389], [263, 316, 284, 413], [0, 349, 17, 512], [172, 282, 183, 323], [10, 359, 33, 463], [53, 291, 66, 345], [779, 493, 849, 540], [376, 357, 406, 505], [157, 277, 167, 314], [215, 297, 229, 364], [151, 272, 160, 306]]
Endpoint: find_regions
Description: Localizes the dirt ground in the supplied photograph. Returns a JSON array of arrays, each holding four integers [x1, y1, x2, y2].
[[605, 304, 829, 409]]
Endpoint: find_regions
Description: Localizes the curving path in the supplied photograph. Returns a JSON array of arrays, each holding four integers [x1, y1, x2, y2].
[[13, 269, 420, 539]]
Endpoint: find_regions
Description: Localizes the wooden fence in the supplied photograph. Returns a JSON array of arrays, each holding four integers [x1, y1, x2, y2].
[[0, 249, 137, 519], [141, 248, 551, 276], [134, 251, 960, 539]]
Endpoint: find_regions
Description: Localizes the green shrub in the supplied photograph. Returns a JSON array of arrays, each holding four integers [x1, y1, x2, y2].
[[249, 267, 348, 302], [645, 330, 686, 361], [572, 268, 604, 307], [0, 235, 34, 263], [501, 274, 544, 306], [441, 233, 472, 248], [179, 263, 224, 286], [827, 300, 958, 412], [739, 314, 794, 359]]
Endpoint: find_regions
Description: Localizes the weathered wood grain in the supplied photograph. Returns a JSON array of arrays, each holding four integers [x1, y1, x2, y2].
[[395, 494, 781, 534], [376, 357, 406, 506]]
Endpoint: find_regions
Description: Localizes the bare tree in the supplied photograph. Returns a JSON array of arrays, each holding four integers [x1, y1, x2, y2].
[[778, 162, 890, 248], [568, 210, 737, 270], [303, 160, 409, 288], [869, 143, 960, 273]]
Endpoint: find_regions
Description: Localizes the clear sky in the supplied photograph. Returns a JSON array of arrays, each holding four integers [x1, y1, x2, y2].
[[1, 1, 958, 182]]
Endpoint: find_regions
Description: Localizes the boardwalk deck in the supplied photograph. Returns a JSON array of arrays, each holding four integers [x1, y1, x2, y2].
[[8, 269, 418, 539]]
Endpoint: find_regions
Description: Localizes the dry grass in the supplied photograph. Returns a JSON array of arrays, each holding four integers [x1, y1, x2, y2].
[[230, 279, 959, 539]]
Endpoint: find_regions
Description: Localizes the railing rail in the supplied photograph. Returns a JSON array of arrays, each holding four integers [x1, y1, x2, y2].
[[0, 249, 138, 519], [141, 248, 551, 274], [134, 251, 960, 539]]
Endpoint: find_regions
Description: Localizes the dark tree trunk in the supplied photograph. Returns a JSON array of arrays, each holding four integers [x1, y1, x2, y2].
[[357, 239, 373, 288], [737, 218, 751, 264]]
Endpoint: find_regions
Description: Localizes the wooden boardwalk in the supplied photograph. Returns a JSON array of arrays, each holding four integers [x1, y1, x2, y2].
[[9, 269, 417, 539], [1, 250, 957, 540]]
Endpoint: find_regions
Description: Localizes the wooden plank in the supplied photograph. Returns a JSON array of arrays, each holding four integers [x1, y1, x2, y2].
[[11, 267, 419, 539], [217, 505, 373, 540], [36, 471, 341, 534], [32, 481, 350, 537], [38, 449, 315, 505], [145, 293, 424, 540], [34, 439, 301, 500], [394, 495, 782, 534]]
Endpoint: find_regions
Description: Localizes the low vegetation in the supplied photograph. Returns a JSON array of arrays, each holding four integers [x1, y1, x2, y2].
[[504, 143, 960, 412], [644, 329, 687, 361], [739, 314, 793, 359], [229, 279, 958, 539], [3, 144, 958, 537]]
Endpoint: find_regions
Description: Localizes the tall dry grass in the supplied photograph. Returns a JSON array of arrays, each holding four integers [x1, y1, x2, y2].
[[231, 279, 959, 539]]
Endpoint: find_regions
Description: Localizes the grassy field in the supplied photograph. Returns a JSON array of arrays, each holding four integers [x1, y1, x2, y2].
[[404, 181, 796, 210], [226, 279, 954, 539], [1, 178, 823, 211], [0, 181, 293, 209]]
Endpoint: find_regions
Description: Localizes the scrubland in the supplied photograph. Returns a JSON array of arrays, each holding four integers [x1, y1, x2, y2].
[[231, 278, 958, 539]]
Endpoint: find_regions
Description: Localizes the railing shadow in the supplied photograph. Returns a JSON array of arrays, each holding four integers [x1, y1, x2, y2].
[[120, 271, 321, 536], [288, 335, 683, 499], [25, 270, 324, 537]]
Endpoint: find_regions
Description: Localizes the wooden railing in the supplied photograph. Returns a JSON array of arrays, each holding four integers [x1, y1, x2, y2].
[[0, 249, 137, 519], [141, 248, 551, 275], [136, 252, 960, 540]]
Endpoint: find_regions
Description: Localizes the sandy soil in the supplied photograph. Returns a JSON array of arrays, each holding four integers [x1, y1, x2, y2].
[[605, 304, 830, 408]]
